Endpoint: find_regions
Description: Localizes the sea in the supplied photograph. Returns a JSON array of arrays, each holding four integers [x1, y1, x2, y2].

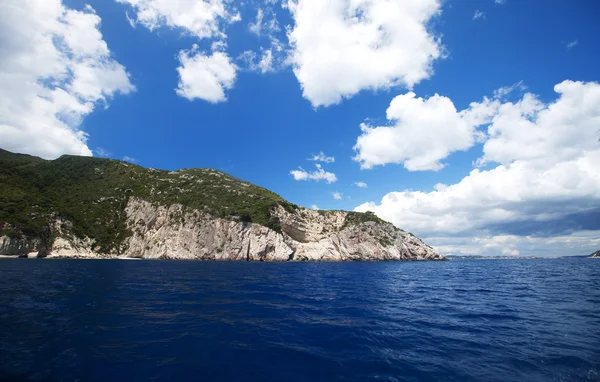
[[0, 258, 599, 382]]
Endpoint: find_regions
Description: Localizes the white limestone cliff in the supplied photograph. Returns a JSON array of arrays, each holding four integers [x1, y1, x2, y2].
[[0, 198, 446, 261]]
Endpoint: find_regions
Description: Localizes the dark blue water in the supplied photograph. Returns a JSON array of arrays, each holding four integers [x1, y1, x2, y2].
[[1, 259, 599, 382]]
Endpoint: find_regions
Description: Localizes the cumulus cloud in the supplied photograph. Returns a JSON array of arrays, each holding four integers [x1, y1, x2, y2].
[[355, 81, 600, 254], [333, 192, 343, 200], [354, 181, 368, 188], [479, 81, 600, 166], [117, 0, 241, 101], [0, 0, 134, 159], [286, 0, 443, 107], [290, 164, 337, 183], [176, 46, 237, 103], [116, 0, 238, 39], [309, 151, 335, 163], [310, 204, 319, 210], [353, 91, 500, 171]]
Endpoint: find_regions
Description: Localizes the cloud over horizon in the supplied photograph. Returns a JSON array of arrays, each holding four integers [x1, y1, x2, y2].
[[355, 80, 600, 255]]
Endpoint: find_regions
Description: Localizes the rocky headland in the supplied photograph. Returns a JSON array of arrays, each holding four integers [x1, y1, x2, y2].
[[0, 149, 445, 261]]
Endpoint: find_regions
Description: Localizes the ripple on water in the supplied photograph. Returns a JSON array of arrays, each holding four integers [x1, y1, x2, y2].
[[0, 258, 599, 382]]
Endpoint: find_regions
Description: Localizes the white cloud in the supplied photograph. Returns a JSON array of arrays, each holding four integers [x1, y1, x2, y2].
[[493, 80, 527, 99], [286, 0, 443, 107], [473, 10, 485, 20], [290, 164, 337, 183], [355, 81, 600, 256], [238, 48, 279, 74], [249, 8, 264, 35], [354, 181, 368, 188], [567, 39, 578, 50], [428, 231, 600, 258], [122, 156, 137, 163], [309, 151, 335, 163], [249, 7, 280, 36], [95, 147, 112, 158], [353, 91, 500, 171], [333, 192, 343, 200], [211, 40, 228, 52], [242, 5, 284, 75], [257, 49, 274, 73], [116, 0, 238, 39], [270, 36, 285, 54], [238, 1, 288, 74], [0, 0, 134, 160], [495, 0, 505, 4], [117, 0, 242, 101], [310, 204, 319, 210], [125, 11, 136, 28], [479, 81, 600, 167], [175, 46, 237, 103]]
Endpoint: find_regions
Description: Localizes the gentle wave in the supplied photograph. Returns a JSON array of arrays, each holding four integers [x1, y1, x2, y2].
[[0, 259, 599, 381]]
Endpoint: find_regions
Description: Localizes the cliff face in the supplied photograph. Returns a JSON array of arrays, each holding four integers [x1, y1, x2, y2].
[[0, 149, 445, 261], [0, 198, 445, 261], [271, 205, 442, 261], [0, 236, 38, 257], [124, 198, 291, 261], [106, 198, 442, 261], [590, 250, 600, 258]]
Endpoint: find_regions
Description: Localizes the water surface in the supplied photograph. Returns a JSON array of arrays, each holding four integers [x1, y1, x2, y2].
[[1, 259, 599, 381]]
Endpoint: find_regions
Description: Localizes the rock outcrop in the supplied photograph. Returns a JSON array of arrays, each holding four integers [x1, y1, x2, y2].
[[0, 198, 445, 261], [0, 236, 38, 257], [0, 149, 445, 261], [589, 250, 600, 258]]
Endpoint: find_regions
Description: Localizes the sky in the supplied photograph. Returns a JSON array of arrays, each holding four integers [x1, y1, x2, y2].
[[1, 0, 599, 257]]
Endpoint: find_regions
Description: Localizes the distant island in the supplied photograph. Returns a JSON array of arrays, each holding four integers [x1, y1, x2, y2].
[[446, 255, 538, 260], [0, 149, 445, 261], [562, 250, 600, 259]]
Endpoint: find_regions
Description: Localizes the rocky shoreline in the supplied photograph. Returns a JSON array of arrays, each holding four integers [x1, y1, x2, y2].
[[1, 198, 446, 262]]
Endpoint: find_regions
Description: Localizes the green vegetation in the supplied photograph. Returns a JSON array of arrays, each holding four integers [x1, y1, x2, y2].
[[342, 211, 385, 229], [0, 149, 287, 252], [0, 149, 385, 253]]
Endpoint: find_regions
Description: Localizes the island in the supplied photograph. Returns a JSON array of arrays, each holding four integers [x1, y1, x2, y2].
[[0, 149, 445, 261], [590, 250, 600, 259]]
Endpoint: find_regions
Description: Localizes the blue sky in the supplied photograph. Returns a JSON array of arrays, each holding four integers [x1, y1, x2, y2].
[[1, 0, 599, 256]]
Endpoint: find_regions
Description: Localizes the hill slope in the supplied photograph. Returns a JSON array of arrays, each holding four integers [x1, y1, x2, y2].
[[0, 149, 444, 261]]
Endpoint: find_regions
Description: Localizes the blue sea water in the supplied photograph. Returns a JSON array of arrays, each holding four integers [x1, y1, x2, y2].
[[0, 259, 599, 382]]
